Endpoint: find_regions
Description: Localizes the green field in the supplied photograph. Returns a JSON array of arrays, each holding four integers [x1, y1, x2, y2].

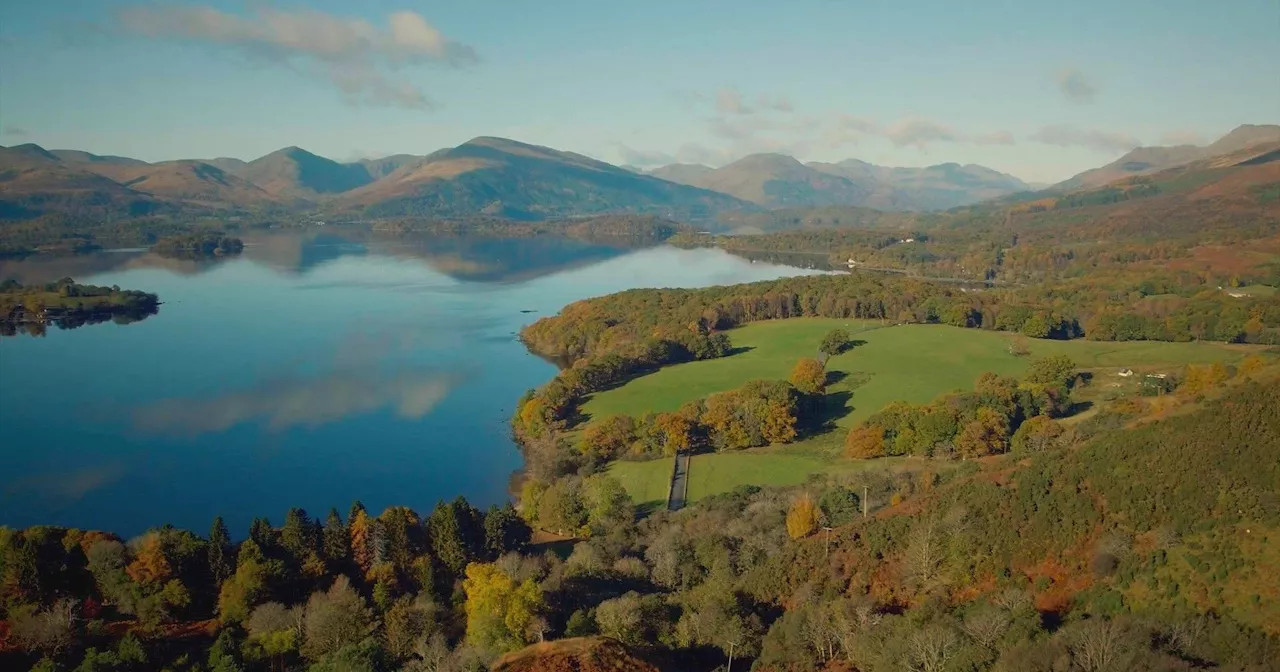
[[595, 319, 1261, 506]]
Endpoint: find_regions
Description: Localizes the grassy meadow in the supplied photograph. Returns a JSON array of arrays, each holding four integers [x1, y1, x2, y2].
[[594, 319, 1263, 507]]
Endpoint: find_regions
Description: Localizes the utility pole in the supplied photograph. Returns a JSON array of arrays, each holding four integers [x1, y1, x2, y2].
[[823, 526, 834, 559], [726, 640, 737, 672]]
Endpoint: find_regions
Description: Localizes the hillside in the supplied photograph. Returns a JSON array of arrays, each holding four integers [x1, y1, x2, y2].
[[491, 638, 662, 672], [238, 146, 373, 200], [0, 144, 164, 220], [647, 162, 713, 184], [810, 160, 1032, 210], [665, 153, 872, 209], [333, 136, 756, 222], [1056, 123, 1280, 190], [89, 160, 288, 208]]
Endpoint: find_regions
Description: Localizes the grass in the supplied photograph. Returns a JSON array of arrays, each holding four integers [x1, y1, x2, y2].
[[594, 319, 1262, 506]]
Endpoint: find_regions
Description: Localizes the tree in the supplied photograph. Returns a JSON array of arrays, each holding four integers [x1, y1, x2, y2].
[[790, 357, 827, 395], [349, 508, 373, 576], [302, 576, 374, 660], [820, 328, 852, 356], [7, 599, 76, 655], [462, 563, 544, 653], [322, 509, 349, 565], [1011, 415, 1063, 454], [483, 504, 532, 559], [581, 475, 635, 535], [209, 517, 234, 585], [957, 408, 1010, 457], [818, 487, 861, 526], [1026, 355, 1077, 388], [577, 415, 636, 462], [786, 494, 821, 540], [218, 540, 279, 624], [281, 508, 317, 562], [845, 424, 886, 459], [428, 498, 485, 576], [654, 412, 696, 455], [126, 531, 173, 586], [383, 596, 432, 661], [594, 592, 646, 645], [246, 602, 302, 671], [535, 480, 587, 536]]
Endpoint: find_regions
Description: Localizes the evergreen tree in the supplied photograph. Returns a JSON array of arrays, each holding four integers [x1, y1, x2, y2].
[[428, 497, 484, 575], [208, 517, 233, 585], [281, 508, 315, 560], [248, 517, 275, 553], [483, 504, 532, 559], [322, 508, 350, 565]]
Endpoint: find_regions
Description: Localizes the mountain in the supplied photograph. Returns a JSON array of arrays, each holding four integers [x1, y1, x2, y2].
[[648, 163, 714, 184], [85, 160, 287, 208], [353, 153, 433, 180], [651, 155, 1032, 211], [333, 136, 755, 222], [0, 144, 164, 219], [239, 146, 373, 200], [661, 153, 873, 209], [204, 157, 250, 175], [1056, 123, 1280, 190], [50, 149, 149, 167]]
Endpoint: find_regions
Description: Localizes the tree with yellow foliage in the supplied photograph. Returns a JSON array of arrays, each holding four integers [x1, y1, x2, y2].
[[845, 424, 886, 459], [786, 494, 821, 540], [462, 562, 544, 653], [789, 357, 827, 395]]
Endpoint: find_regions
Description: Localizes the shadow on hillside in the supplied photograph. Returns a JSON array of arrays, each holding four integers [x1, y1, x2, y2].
[[800, 390, 854, 438], [825, 370, 849, 386], [726, 345, 756, 357], [1064, 400, 1095, 418]]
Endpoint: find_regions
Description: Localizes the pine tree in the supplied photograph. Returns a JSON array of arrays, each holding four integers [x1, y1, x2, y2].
[[208, 517, 233, 585], [248, 517, 275, 553], [322, 508, 350, 565], [280, 507, 315, 560], [429, 498, 483, 576], [350, 508, 373, 575]]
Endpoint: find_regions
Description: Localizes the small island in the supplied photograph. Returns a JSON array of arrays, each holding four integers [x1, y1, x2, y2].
[[151, 232, 245, 259], [0, 277, 160, 336]]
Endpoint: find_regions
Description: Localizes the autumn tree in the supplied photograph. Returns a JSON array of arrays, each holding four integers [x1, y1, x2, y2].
[[790, 357, 827, 395], [654, 412, 696, 455], [348, 506, 373, 576], [845, 424, 886, 459], [1181, 362, 1230, 397], [957, 408, 1010, 458], [218, 540, 281, 624], [301, 576, 373, 661], [1011, 415, 1064, 454], [462, 563, 544, 653], [786, 494, 821, 539], [577, 415, 636, 462]]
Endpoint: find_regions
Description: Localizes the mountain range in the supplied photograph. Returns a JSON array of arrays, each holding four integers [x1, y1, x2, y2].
[[1, 124, 1276, 227]]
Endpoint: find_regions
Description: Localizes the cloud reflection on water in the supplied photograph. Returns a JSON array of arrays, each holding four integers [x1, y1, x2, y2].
[[133, 370, 460, 436]]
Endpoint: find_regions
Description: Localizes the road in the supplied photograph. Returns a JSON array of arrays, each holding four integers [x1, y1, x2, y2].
[[667, 454, 690, 511]]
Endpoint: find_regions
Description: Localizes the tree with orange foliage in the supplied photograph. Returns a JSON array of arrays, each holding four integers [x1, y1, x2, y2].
[[126, 532, 173, 587], [1237, 355, 1267, 378], [1180, 362, 1229, 397], [956, 408, 1010, 458], [349, 507, 373, 575], [786, 494, 821, 540], [654, 412, 695, 455], [845, 424, 886, 459], [789, 357, 827, 395]]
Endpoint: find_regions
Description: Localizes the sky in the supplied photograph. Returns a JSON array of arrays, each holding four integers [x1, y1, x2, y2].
[[1, 0, 1277, 183]]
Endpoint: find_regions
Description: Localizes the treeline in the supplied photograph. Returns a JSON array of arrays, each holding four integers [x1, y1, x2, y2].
[[373, 215, 688, 242], [845, 356, 1077, 460], [151, 233, 244, 259], [520, 273, 1280, 371]]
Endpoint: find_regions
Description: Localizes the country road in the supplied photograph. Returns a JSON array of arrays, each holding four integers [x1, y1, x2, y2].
[[667, 454, 690, 511]]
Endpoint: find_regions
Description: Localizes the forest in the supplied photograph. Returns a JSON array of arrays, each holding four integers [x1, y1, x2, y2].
[[151, 234, 245, 259], [2, 362, 1277, 671]]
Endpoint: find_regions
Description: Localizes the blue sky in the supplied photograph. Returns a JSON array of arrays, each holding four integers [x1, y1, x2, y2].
[[1, 0, 1277, 183]]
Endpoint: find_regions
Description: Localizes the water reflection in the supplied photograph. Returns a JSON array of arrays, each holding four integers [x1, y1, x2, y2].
[[0, 235, 828, 535], [134, 370, 461, 437]]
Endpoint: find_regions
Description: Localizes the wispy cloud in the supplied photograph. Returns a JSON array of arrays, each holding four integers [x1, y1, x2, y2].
[[3, 125, 28, 137], [882, 117, 959, 147], [972, 130, 1016, 146], [134, 370, 460, 436], [715, 88, 754, 115], [1054, 68, 1097, 103], [4, 463, 124, 510], [113, 4, 477, 110], [1028, 124, 1140, 153], [1159, 129, 1207, 146]]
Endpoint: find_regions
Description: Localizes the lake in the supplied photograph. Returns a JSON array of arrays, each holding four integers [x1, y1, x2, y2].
[[0, 231, 826, 537]]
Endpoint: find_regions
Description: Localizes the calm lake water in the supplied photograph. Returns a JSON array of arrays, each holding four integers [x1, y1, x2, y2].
[[0, 231, 825, 537]]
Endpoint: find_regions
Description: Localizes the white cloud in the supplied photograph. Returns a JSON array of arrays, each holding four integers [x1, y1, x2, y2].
[[1028, 124, 1141, 153], [715, 88, 754, 115], [882, 117, 959, 147], [756, 94, 794, 113], [1159, 129, 1207, 146], [1054, 68, 1097, 103], [134, 370, 459, 436], [972, 130, 1016, 146], [114, 4, 477, 109]]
